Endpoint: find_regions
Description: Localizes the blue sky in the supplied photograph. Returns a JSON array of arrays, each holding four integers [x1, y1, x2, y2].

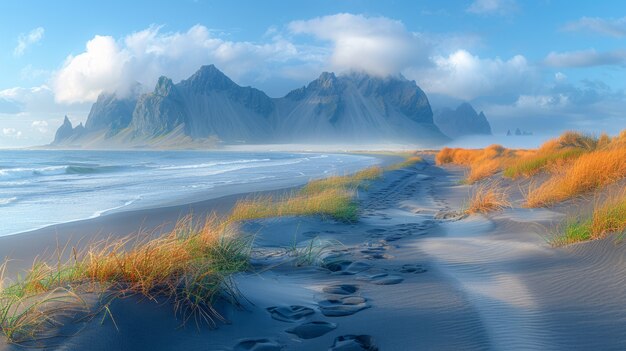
[[1, 0, 626, 147]]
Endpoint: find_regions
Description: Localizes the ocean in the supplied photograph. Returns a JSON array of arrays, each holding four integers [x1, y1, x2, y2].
[[0, 150, 378, 237]]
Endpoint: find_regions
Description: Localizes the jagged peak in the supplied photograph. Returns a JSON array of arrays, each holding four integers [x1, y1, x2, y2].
[[154, 76, 176, 96], [180, 64, 238, 92], [341, 70, 406, 82], [456, 102, 478, 115], [62, 115, 72, 126]]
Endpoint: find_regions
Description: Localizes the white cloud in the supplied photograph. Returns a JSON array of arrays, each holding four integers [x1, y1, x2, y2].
[[52, 25, 299, 103], [563, 17, 626, 38], [14, 27, 44, 57], [555, 72, 567, 82], [411, 50, 534, 100], [288, 13, 430, 76], [544, 49, 626, 67], [2, 128, 22, 138], [466, 0, 518, 16], [31, 120, 48, 133]]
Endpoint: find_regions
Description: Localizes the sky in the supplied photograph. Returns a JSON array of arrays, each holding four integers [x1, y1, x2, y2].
[[1, 0, 626, 147]]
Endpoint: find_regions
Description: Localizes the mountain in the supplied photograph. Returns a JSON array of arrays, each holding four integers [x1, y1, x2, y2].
[[131, 65, 274, 142], [433, 103, 492, 139], [53, 116, 85, 144], [52, 65, 450, 148], [84, 92, 137, 136], [274, 72, 442, 143]]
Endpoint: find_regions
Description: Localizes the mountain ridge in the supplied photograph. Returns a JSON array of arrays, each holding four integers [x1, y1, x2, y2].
[[52, 65, 489, 148]]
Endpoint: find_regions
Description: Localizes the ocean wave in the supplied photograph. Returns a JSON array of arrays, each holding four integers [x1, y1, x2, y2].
[[159, 158, 271, 170], [0, 197, 17, 206], [0, 164, 132, 180]]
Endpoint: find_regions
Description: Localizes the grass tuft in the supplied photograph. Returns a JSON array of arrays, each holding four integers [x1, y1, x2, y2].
[[0, 215, 250, 342], [552, 192, 626, 245], [231, 166, 382, 223], [465, 181, 511, 214], [385, 155, 423, 171]]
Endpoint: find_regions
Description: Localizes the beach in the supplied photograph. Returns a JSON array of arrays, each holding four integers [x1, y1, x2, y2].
[[2, 154, 626, 350]]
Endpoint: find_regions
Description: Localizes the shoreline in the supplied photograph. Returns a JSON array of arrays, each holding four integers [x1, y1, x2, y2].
[[0, 153, 401, 277]]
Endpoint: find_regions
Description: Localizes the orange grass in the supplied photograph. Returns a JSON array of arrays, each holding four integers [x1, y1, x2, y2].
[[465, 181, 511, 214], [526, 147, 626, 207], [0, 215, 249, 342], [436, 144, 528, 183]]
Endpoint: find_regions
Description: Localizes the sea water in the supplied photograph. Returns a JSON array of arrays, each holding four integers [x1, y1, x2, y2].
[[0, 150, 378, 236]]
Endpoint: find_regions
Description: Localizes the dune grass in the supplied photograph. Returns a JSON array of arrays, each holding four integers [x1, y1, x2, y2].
[[436, 144, 529, 183], [0, 215, 249, 343], [300, 166, 382, 195], [385, 155, 423, 171], [230, 166, 382, 223], [552, 192, 626, 246], [526, 147, 626, 207], [465, 181, 511, 214], [435, 131, 626, 208], [229, 188, 359, 223], [503, 148, 585, 179]]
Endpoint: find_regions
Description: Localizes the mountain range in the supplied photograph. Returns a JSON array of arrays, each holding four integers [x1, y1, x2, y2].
[[52, 65, 491, 148]]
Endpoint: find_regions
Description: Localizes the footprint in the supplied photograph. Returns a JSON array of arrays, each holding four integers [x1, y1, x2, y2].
[[399, 264, 427, 274], [323, 284, 359, 295], [234, 338, 282, 351], [267, 305, 315, 322], [358, 272, 404, 285], [329, 335, 378, 351], [286, 321, 337, 339], [360, 241, 392, 260], [318, 296, 370, 317], [324, 261, 371, 275]]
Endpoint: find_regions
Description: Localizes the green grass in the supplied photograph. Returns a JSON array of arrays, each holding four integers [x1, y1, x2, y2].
[[385, 155, 423, 171], [504, 148, 585, 178], [551, 219, 593, 246], [231, 166, 383, 223], [552, 193, 626, 246]]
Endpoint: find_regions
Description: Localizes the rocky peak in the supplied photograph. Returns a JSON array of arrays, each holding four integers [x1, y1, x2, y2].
[[309, 72, 342, 94], [433, 102, 492, 138], [180, 64, 235, 93], [154, 76, 176, 97], [53, 116, 74, 144]]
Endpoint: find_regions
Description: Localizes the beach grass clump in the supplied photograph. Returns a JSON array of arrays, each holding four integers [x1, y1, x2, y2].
[[503, 148, 585, 178], [0, 215, 249, 343], [504, 131, 597, 179], [525, 147, 626, 207], [384, 154, 423, 171], [465, 181, 511, 214], [552, 192, 626, 245], [436, 145, 528, 183], [230, 166, 382, 223], [552, 219, 593, 246], [230, 188, 358, 223], [300, 166, 382, 194]]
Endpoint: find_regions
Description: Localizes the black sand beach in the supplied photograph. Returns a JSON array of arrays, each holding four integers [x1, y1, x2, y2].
[[2, 156, 626, 350]]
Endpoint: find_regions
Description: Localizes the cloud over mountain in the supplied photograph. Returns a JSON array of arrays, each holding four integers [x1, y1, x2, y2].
[[288, 13, 430, 76], [52, 25, 297, 103]]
